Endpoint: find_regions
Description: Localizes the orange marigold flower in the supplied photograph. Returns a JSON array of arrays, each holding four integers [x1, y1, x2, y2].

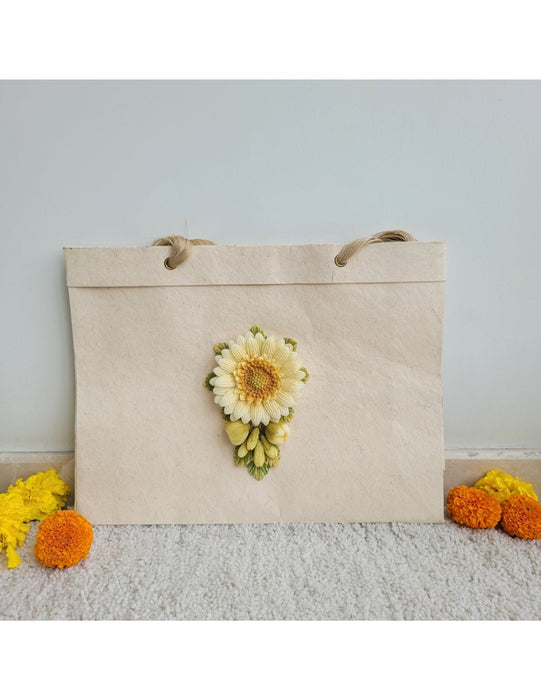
[[34, 510, 93, 568], [501, 495, 541, 540], [446, 485, 501, 529]]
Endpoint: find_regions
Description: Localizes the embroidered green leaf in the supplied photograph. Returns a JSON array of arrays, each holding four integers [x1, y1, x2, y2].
[[250, 325, 267, 338], [248, 464, 270, 481], [204, 372, 216, 390], [214, 342, 229, 355], [235, 450, 253, 466], [281, 407, 295, 423], [300, 367, 310, 383], [283, 337, 298, 351]]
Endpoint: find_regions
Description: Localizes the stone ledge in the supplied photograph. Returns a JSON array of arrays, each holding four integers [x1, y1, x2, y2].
[[2, 450, 540, 506]]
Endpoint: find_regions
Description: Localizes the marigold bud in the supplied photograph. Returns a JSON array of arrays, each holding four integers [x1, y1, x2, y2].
[[446, 485, 501, 529]]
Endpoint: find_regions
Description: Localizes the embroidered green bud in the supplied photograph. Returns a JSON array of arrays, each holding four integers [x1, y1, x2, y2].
[[246, 427, 260, 451], [283, 337, 298, 351], [213, 342, 229, 355], [237, 442, 249, 459], [203, 372, 216, 391], [267, 454, 280, 469], [281, 407, 294, 423], [265, 422, 290, 446], [253, 440, 266, 468], [260, 434, 279, 460], [225, 420, 251, 446]]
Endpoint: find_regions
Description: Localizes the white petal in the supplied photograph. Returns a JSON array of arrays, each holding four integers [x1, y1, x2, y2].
[[229, 341, 246, 361], [280, 378, 302, 393], [218, 355, 237, 373], [213, 367, 226, 376], [213, 375, 236, 388], [245, 334, 259, 357], [275, 390, 295, 408], [285, 369, 306, 381], [232, 401, 247, 421], [271, 340, 291, 364], [281, 354, 301, 371], [238, 403, 252, 423], [281, 359, 304, 377], [212, 386, 228, 396], [260, 336, 276, 356], [223, 403, 234, 416], [250, 403, 267, 426], [218, 389, 237, 407], [254, 333, 265, 352], [263, 399, 282, 423]]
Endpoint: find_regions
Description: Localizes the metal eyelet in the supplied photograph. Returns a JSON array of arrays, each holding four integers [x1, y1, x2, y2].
[[164, 257, 175, 270], [334, 255, 347, 268]]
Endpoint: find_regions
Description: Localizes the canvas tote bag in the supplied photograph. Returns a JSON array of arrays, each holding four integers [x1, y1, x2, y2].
[[65, 230, 446, 525]]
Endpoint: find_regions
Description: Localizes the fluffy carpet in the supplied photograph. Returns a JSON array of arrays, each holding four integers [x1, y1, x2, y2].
[[1, 517, 540, 620]]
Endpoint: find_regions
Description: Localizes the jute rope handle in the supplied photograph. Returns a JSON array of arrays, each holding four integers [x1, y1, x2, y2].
[[334, 230, 416, 267], [152, 235, 216, 269], [153, 230, 416, 270]]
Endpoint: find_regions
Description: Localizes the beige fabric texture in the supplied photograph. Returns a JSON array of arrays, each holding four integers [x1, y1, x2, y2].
[[65, 240, 446, 525]]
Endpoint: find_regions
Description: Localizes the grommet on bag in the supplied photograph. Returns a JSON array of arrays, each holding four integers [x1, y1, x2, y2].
[[153, 235, 216, 269], [334, 230, 416, 267]]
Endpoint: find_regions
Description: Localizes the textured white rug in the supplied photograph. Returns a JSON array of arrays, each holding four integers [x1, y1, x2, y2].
[[1, 517, 540, 620]]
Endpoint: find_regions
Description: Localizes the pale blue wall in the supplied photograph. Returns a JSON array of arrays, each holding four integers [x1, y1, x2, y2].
[[1, 80, 540, 450]]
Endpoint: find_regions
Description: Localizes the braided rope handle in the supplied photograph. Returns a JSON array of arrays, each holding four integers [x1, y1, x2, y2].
[[153, 230, 415, 269], [334, 230, 416, 267], [152, 235, 216, 269]]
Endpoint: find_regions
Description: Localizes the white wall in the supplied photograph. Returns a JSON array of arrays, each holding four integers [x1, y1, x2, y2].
[[1, 80, 540, 451]]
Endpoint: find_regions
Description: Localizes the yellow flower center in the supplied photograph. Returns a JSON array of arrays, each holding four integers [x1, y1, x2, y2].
[[234, 357, 281, 403]]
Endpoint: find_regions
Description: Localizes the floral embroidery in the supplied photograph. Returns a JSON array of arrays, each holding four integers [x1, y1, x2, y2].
[[205, 326, 309, 480]]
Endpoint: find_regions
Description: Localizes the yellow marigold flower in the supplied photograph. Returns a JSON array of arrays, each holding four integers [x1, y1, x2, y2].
[[0, 501, 30, 569], [34, 510, 93, 569], [0, 469, 70, 569], [474, 470, 538, 505], [446, 485, 502, 529], [501, 495, 541, 540]]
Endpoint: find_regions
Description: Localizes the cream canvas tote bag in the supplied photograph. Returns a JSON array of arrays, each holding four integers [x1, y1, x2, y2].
[[65, 231, 446, 524]]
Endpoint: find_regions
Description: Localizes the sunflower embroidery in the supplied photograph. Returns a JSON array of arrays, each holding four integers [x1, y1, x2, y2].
[[205, 326, 309, 480]]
